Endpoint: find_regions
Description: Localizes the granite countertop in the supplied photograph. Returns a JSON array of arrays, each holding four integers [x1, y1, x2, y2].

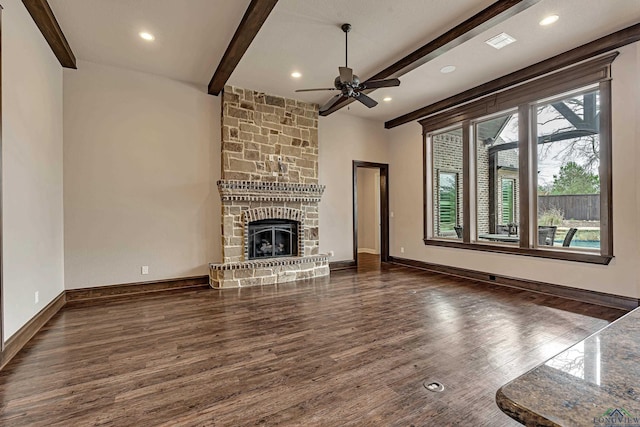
[[496, 308, 640, 426]]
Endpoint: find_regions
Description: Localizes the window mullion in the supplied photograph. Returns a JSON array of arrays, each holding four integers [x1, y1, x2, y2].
[[462, 123, 471, 243], [518, 104, 531, 248]]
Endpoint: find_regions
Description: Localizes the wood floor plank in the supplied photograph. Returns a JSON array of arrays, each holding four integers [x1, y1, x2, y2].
[[0, 254, 625, 426]]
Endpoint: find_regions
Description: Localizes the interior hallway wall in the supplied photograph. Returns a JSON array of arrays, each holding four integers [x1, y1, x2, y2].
[[357, 167, 380, 254]]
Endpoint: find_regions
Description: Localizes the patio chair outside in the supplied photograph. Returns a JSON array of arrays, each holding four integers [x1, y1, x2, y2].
[[562, 227, 578, 247], [538, 226, 557, 246]]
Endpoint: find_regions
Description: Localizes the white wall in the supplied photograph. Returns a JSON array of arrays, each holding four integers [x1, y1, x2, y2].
[[2, 0, 65, 339], [357, 167, 380, 254], [318, 112, 389, 261], [388, 42, 640, 299], [63, 60, 221, 289]]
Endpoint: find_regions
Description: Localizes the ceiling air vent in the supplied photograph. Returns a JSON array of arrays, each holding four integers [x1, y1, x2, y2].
[[485, 32, 516, 49]]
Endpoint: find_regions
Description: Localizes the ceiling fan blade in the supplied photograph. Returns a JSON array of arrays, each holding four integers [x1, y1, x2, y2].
[[354, 93, 378, 108], [319, 94, 344, 113], [361, 78, 401, 90], [295, 87, 338, 92], [339, 66, 353, 83]]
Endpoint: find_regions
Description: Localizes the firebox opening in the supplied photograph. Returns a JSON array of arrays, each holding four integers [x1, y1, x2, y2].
[[248, 219, 299, 260]]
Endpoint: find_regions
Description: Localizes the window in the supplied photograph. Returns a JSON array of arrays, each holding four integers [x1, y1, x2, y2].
[[475, 113, 519, 244], [431, 128, 463, 239], [501, 179, 515, 224], [438, 172, 458, 235], [421, 53, 614, 264], [535, 89, 601, 250]]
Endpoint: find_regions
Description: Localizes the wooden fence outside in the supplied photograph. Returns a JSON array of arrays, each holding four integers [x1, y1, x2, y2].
[[538, 194, 600, 221]]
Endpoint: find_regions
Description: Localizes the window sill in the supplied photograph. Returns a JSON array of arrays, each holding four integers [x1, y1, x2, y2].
[[423, 238, 613, 265]]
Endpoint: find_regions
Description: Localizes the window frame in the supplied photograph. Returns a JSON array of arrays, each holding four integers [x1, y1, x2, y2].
[[421, 53, 615, 265]]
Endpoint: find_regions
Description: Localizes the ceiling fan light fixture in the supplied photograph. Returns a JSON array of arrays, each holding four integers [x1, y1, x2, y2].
[[485, 32, 516, 50]]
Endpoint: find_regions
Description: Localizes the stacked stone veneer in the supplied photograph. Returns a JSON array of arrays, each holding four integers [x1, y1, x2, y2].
[[221, 85, 318, 184], [210, 86, 328, 289]]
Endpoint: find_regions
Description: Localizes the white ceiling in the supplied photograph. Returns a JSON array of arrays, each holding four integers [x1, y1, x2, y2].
[[49, 0, 640, 123], [49, 0, 251, 85]]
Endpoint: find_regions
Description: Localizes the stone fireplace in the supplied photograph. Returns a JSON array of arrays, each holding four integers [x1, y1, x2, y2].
[[209, 86, 329, 288]]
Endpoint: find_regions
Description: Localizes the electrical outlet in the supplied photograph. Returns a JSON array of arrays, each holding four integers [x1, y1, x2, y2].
[[141, 266, 149, 275], [400, 247, 405, 253], [328, 250, 335, 257], [390, 211, 394, 218], [34, 291, 39, 304]]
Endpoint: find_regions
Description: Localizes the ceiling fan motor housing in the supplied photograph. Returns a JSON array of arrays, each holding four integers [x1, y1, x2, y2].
[[334, 75, 360, 90]]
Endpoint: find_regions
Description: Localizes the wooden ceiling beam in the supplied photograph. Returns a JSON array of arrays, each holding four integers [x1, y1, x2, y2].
[[208, 0, 279, 96], [385, 22, 640, 129], [319, 0, 541, 116], [22, 0, 76, 69]]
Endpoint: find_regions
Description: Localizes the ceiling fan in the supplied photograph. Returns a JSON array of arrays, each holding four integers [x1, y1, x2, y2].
[[295, 23, 401, 113]]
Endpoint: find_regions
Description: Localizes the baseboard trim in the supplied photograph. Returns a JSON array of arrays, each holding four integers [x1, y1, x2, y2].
[[330, 260, 357, 271], [65, 275, 209, 305], [389, 256, 639, 311], [0, 290, 66, 370]]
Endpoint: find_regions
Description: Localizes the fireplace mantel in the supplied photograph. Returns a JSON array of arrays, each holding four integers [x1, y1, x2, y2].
[[217, 180, 325, 202]]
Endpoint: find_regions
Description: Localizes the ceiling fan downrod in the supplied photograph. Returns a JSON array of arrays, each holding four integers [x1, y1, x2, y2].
[[342, 23, 351, 68]]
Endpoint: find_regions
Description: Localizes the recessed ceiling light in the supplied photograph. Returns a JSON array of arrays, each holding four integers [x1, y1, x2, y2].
[[440, 65, 456, 74], [539, 15, 559, 26], [485, 32, 516, 50], [383, 97, 392, 102], [139, 32, 155, 41], [291, 71, 302, 78]]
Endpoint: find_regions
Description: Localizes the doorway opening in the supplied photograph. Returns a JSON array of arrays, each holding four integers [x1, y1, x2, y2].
[[352, 161, 389, 269]]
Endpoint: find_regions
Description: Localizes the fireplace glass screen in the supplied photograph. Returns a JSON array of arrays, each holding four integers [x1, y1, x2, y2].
[[248, 219, 298, 259]]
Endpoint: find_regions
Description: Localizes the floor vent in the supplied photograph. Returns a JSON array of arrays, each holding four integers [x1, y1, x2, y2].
[[423, 381, 444, 393]]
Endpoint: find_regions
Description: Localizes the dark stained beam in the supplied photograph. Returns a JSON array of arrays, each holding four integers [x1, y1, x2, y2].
[[386, 22, 640, 129], [320, 0, 542, 116], [208, 0, 279, 95], [22, 0, 76, 69]]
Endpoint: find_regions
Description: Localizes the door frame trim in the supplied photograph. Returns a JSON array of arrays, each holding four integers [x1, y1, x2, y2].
[[352, 161, 390, 266]]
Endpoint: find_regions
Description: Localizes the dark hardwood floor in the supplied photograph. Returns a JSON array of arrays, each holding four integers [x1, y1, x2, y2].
[[357, 252, 381, 270], [0, 258, 625, 426]]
